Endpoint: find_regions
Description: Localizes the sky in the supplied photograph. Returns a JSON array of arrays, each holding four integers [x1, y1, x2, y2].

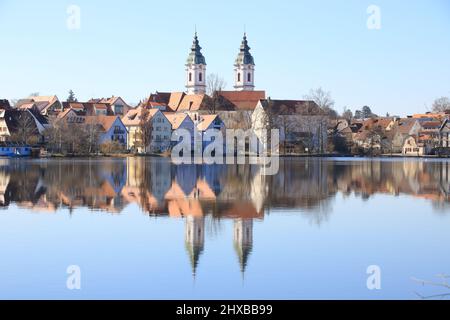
[[0, 0, 449, 116]]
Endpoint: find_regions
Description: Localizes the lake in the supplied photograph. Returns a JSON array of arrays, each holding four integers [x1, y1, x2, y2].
[[0, 157, 449, 300]]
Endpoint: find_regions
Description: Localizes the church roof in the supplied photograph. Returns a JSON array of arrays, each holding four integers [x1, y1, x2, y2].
[[235, 33, 255, 66], [186, 33, 206, 65]]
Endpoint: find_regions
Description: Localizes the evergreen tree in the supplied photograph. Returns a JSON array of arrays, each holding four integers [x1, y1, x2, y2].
[[67, 90, 77, 102]]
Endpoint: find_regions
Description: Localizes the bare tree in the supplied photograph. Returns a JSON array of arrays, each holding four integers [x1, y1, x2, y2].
[[432, 97, 450, 112], [83, 122, 100, 154], [138, 108, 153, 153], [304, 87, 337, 118], [206, 73, 227, 114], [11, 111, 38, 145]]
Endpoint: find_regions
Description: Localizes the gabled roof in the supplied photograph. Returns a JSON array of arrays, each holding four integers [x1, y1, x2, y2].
[[84, 116, 122, 132], [219, 91, 265, 110], [164, 113, 192, 130], [122, 107, 159, 126], [168, 92, 186, 111], [196, 114, 221, 131], [177, 94, 208, 112], [396, 118, 420, 134]]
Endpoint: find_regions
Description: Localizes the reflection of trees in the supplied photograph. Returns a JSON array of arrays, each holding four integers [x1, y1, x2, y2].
[[0, 158, 449, 218]]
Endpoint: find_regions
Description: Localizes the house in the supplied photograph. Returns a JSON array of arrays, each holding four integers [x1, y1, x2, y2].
[[0, 109, 49, 144], [418, 121, 441, 152], [195, 114, 225, 149], [89, 96, 132, 116], [351, 118, 394, 153], [164, 112, 196, 149], [84, 116, 127, 147], [402, 136, 427, 156], [439, 119, 450, 149], [122, 107, 172, 153], [56, 108, 85, 124], [216, 90, 266, 130], [252, 99, 328, 153], [16, 95, 62, 116], [390, 118, 422, 153], [62, 102, 113, 116]]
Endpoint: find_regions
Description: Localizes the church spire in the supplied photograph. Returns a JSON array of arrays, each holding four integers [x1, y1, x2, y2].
[[234, 33, 255, 91], [186, 32, 207, 95]]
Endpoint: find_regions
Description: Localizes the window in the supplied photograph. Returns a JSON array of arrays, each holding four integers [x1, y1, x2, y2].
[[199, 72, 202, 82], [238, 73, 241, 82], [189, 73, 192, 82], [247, 73, 251, 82]]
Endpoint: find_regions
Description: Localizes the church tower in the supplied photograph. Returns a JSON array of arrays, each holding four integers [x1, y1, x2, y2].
[[186, 32, 207, 95], [233, 218, 253, 275], [185, 215, 205, 277], [234, 33, 255, 91]]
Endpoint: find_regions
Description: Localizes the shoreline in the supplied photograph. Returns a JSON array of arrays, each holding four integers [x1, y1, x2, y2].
[[2, 153, 450, 160]]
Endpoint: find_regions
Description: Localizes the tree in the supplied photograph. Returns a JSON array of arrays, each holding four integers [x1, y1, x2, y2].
[[10, 111, 38, 145], [67, 90, 78, 102], [29, 92, 39, 97], [362, 106, 373, 119], [304, 87, 338, 118], [354, 110, 363, 119], [137, 108, 153, 153], [432, 97, 450, 112], [206, 73, 226, 114], [342, 107, 353, 120]]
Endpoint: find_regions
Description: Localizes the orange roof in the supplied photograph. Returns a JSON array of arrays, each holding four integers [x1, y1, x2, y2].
[[122, 107, 158, 126], [69, 103, 84, 110], [29, 95, 58, 104], [164, 113, 190, 129], [177, 94, 207, 112], [168, 92, 186, 111], [219, 91, 266, 110], [84, 115, 120, 132], [57, 108, 76, 119], [196, 114, 220, 131]]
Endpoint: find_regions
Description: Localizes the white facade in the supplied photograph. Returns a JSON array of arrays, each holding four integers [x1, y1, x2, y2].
[[234, 64, 255, 91], [186, 64, 206, 95]]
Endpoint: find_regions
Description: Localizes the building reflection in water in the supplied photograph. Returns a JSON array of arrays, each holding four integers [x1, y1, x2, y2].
[[0, 157, 449, 276]]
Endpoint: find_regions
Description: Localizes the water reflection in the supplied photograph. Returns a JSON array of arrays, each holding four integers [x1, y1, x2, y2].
[[0, 157, 449, 278]]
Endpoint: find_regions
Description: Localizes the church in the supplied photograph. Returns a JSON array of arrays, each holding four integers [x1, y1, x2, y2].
[[144, 33, 266, 131], [185, 32, 257, 94]]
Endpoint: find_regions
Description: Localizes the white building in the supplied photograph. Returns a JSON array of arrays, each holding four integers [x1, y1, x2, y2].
[[186, 33, 207, 95], [234, 33, 255, 91]]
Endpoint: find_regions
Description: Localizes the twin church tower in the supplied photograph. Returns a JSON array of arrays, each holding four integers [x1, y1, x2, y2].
[[185, 33, 255, 95]]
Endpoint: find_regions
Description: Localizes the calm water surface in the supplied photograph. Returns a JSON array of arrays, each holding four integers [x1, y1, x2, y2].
[[0, 157, 449, 299]]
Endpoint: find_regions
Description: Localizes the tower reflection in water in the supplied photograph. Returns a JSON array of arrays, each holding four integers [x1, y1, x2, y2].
[[1, 157, 450, 277]]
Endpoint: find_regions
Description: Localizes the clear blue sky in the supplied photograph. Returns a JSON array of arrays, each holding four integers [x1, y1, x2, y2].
[[0, 0, 449, 116]]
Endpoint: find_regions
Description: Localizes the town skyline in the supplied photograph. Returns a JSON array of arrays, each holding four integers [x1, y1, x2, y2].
[[1, 0, 449, 116]]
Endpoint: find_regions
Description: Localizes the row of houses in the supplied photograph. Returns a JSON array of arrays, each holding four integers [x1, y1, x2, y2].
[[330, 111, 450, 156], [0, 91, 331, 155]]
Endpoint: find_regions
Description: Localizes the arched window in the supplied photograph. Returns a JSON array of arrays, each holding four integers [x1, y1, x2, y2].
[[247, 73, 251, 82], [238, 73, 241, 82], [189, 72, 192, 82], [199, 72, 203, 82]]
